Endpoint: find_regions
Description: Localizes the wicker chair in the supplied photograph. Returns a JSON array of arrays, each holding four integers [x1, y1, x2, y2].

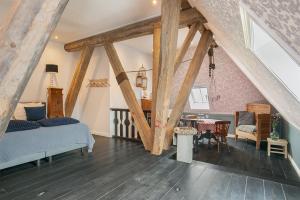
[[235, 103, 271, 150]]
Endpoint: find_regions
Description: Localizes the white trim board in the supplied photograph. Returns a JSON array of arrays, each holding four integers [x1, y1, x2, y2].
[[92, 130, 112, 138], [288, 154, 300, 177]]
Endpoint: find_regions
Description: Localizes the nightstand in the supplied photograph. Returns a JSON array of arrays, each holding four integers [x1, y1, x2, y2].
[[47, 88, 64, 118], [267, 138, 288, 158]]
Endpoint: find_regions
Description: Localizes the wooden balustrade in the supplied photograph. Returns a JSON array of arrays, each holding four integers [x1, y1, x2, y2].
[[111, 108, 151, 141]]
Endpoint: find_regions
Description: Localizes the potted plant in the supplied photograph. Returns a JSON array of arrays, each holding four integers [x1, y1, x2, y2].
[[270, 113, 281, 140]]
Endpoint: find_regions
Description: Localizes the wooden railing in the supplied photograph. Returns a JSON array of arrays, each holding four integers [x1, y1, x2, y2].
[[111, 108, 151, 141]]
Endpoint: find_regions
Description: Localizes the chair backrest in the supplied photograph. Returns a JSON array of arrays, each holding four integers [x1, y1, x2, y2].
[[215, 121, 231, 137], [246, 103, 271, 114]]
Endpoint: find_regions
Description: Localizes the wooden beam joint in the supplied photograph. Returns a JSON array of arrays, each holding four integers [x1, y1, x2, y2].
[[116, 72, 129, 85]]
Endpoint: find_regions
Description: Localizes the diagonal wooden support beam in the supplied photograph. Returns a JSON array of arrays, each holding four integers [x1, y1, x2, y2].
[[64, 8, 206, 52], [104, 43, 152, 150], [65, 46, 94, 117], [0, 0, 68, 138], [151, 0, 181, 155], [174, 23, 201, 73], [164, 30, 213, 149], [151, 23, 161, 141]]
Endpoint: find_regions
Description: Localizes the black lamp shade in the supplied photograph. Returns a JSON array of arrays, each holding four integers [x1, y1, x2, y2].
[[46, 64, 58, 73]]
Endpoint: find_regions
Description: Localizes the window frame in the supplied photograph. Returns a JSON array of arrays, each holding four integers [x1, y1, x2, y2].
[[188, 86, 210, 110], [240, 5, 300, 102]]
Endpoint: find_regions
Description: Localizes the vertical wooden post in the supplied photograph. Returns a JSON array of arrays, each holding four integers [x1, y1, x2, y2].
[[0, 0, 68, 137], [65, 46, 94, 117], [164, 30, 213, 148], [104, 43, 152, 150], [151, 23, 161, 142], [152, 0, 181, 155], [174, 23, 201, 73]]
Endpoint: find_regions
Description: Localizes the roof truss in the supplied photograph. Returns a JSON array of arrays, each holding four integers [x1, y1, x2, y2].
[[64, 7, 206, 52]]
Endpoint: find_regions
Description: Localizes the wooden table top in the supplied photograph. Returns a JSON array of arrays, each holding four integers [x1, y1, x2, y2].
[[267, 138, 288, 145], [181, 118, 221, 124]]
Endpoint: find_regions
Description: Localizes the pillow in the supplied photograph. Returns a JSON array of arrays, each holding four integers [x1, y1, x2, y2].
[[6, 120, 40, 133], [237, 125, 257, 133], [38, 117, 79, 127], [14, 103, 44, 120], [24, 106, 46, 121], [238, 111, 255, 126]]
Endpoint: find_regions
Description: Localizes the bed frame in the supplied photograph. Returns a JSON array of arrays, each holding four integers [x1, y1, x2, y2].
[[0, 102, 89, 170]]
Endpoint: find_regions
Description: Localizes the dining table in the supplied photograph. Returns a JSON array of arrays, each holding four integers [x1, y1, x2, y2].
[[180, 117, 222, 151]]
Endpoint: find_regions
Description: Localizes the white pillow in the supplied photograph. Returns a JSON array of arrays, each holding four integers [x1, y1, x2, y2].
[[14, 103, 44, 120]]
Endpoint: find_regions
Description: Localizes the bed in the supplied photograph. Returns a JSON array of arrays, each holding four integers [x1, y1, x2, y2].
[[0, 123, 95, 170]]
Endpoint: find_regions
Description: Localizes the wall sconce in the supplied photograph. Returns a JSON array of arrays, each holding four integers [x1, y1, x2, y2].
[[46, 64, 58, 88], [136, 65, 148, 90]]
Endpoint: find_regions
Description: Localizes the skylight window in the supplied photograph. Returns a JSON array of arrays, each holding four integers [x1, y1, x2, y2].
[[240, 6, 300, 101], [189, 87, 209, 110]]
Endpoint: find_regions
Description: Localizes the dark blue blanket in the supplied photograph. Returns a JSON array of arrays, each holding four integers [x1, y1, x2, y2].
[[38, 117, 79, 127], [6, 120, 40, 133]]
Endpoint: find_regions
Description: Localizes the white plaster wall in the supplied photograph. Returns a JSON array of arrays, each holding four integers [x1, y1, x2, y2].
[[77, 47, 110, 137]]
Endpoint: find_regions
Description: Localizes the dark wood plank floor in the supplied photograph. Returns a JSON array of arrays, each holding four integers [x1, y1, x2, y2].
[[0, 136, 299, 200], [193, 137, 300, 186]]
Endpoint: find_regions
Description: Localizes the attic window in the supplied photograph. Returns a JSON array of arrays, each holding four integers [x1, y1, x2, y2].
[[240, 6, 300, 101], [189, 87, 209, 110]]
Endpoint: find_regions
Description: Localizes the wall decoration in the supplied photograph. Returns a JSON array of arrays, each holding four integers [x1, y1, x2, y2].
[[135, 65, 148, 90], [87, 79, 110, 88]]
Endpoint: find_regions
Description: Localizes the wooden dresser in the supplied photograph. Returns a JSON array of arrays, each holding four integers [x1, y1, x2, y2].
[[47, 88, 64, 118], [141, 99, 152, 111]]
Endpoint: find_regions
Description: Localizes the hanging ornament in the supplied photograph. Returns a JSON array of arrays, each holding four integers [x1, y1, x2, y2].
[[208, 45, 215, 77], [208, 42, 220, 106], [136, 64, 148, 89]]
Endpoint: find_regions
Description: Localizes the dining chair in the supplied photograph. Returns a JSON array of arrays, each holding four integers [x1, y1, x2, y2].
[[214, 121, 231, 152]]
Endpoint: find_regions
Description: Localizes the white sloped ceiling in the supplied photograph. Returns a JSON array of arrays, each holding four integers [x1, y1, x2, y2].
[[189, 0, 300, 130]]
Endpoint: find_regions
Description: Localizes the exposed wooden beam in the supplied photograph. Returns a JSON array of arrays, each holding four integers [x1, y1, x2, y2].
[[164, 30, 213, 149], [104, 43, 152, 150], [65, 46, 94, 117], [0, 0, 68, 138], [151, 23, 161, 142], [174, 23, 201, 73], [181, 0, 192, 10], [151, 0, 181, 155], [64, 8, 206, 52]]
